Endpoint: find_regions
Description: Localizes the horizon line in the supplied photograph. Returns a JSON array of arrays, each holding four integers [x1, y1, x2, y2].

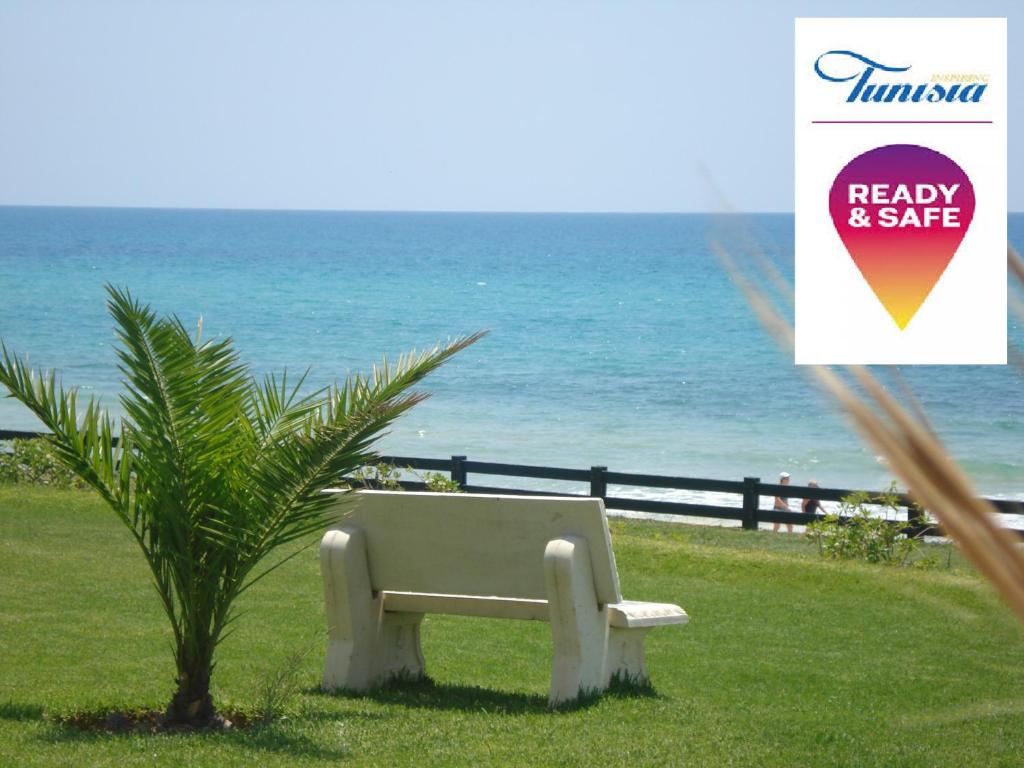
[[3, 203, 1023, 216], [0, 203, 790, 215]]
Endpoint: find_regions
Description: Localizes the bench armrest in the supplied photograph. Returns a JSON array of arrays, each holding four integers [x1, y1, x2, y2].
[[608, 600, 689, 629]]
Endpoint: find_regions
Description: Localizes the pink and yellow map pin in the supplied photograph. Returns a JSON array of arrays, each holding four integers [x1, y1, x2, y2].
[[828, 144, 975, 330]]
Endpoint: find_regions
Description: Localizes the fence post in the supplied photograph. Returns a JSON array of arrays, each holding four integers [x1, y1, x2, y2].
[[590, 466, 608, 500], [451, 455, 467, 489], [742, 477, 760, 531]]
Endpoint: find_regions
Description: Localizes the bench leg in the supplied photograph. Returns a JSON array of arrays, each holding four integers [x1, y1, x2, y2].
[[320, 527, 425, 690], [376, 610, 426, 682], [544, 536, 609, 706], [605, 626, 651, 685]]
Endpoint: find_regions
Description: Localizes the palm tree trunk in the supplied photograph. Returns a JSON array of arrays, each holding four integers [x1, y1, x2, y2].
[[166, 650, 216, 726]]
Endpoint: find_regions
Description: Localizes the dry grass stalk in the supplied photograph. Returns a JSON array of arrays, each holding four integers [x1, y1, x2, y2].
[[1011, 295, 1024, 323], [887, 367, 940, 443], [1009, 245, 1024, 287], [714, 226, 1024, 623], [1010, 247, 1024, 371], [1010, 345, 1024, 374]]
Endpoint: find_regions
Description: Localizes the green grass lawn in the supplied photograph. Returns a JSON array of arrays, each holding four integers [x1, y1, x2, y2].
[[1, 486, 1022, 767]]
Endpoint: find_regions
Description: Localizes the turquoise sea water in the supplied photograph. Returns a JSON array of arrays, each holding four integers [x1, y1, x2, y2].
[[1, 207, 1022, 501]]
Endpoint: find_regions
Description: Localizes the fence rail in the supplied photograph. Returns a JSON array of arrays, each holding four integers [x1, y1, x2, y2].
[[3, 429, 1022, 535], [377, 454, 1024, 536]]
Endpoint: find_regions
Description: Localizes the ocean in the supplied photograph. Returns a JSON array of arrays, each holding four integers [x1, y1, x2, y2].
[[1, 206, 1022, 507]]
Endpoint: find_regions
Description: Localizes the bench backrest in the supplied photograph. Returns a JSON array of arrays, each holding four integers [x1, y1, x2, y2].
[[329, 490, 623, 605]]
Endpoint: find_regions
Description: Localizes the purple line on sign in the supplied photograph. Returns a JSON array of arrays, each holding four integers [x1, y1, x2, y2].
[[811, 120, 994, 124]]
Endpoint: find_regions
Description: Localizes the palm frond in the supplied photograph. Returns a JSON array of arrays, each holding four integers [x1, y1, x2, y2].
[[0, 284, 483, 724], [229, 333, 485, 587], [0, 344, 121, 510]]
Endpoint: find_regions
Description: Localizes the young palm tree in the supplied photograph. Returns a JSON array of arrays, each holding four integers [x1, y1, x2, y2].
[[0, 286, 482, 727]]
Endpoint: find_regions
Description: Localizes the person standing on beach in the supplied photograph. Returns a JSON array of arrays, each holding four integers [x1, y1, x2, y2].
[[772, 472, 792, 533], [802, 479, 821, 520]]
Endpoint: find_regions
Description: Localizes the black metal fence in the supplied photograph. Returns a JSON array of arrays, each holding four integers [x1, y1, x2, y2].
[[3, 428, 1022, 536], [375, 454, 1024, 537]]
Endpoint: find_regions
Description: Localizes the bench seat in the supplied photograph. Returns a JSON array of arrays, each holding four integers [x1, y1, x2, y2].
[[381, 591, 688, 629]]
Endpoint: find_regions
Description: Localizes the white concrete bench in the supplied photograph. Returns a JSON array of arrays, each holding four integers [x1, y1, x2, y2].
[[320, 490, 688, 706]]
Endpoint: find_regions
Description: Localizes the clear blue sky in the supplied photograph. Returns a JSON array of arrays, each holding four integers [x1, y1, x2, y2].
[[0, 1, 1019, 212]]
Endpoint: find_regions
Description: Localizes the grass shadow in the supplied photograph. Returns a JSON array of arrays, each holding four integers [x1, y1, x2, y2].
[[0, 701, 45, 721], [309, 676, 553, 715], [219, 722, 351, 761], [311, 672, 663, 714], [605, 672, 661, 700], [294, 706, 388, 725], [38, 721, 349, 761], [33, 706, 353, 761]]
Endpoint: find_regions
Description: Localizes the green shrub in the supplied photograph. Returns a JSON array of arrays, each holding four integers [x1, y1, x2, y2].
[[350, 462, 405, 491], [805, 484, 921, 566], [348, 463, 463, 493], [254, 640, 316, 726], [0, 438, 84, 488], [420, 471, 463, 493]]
